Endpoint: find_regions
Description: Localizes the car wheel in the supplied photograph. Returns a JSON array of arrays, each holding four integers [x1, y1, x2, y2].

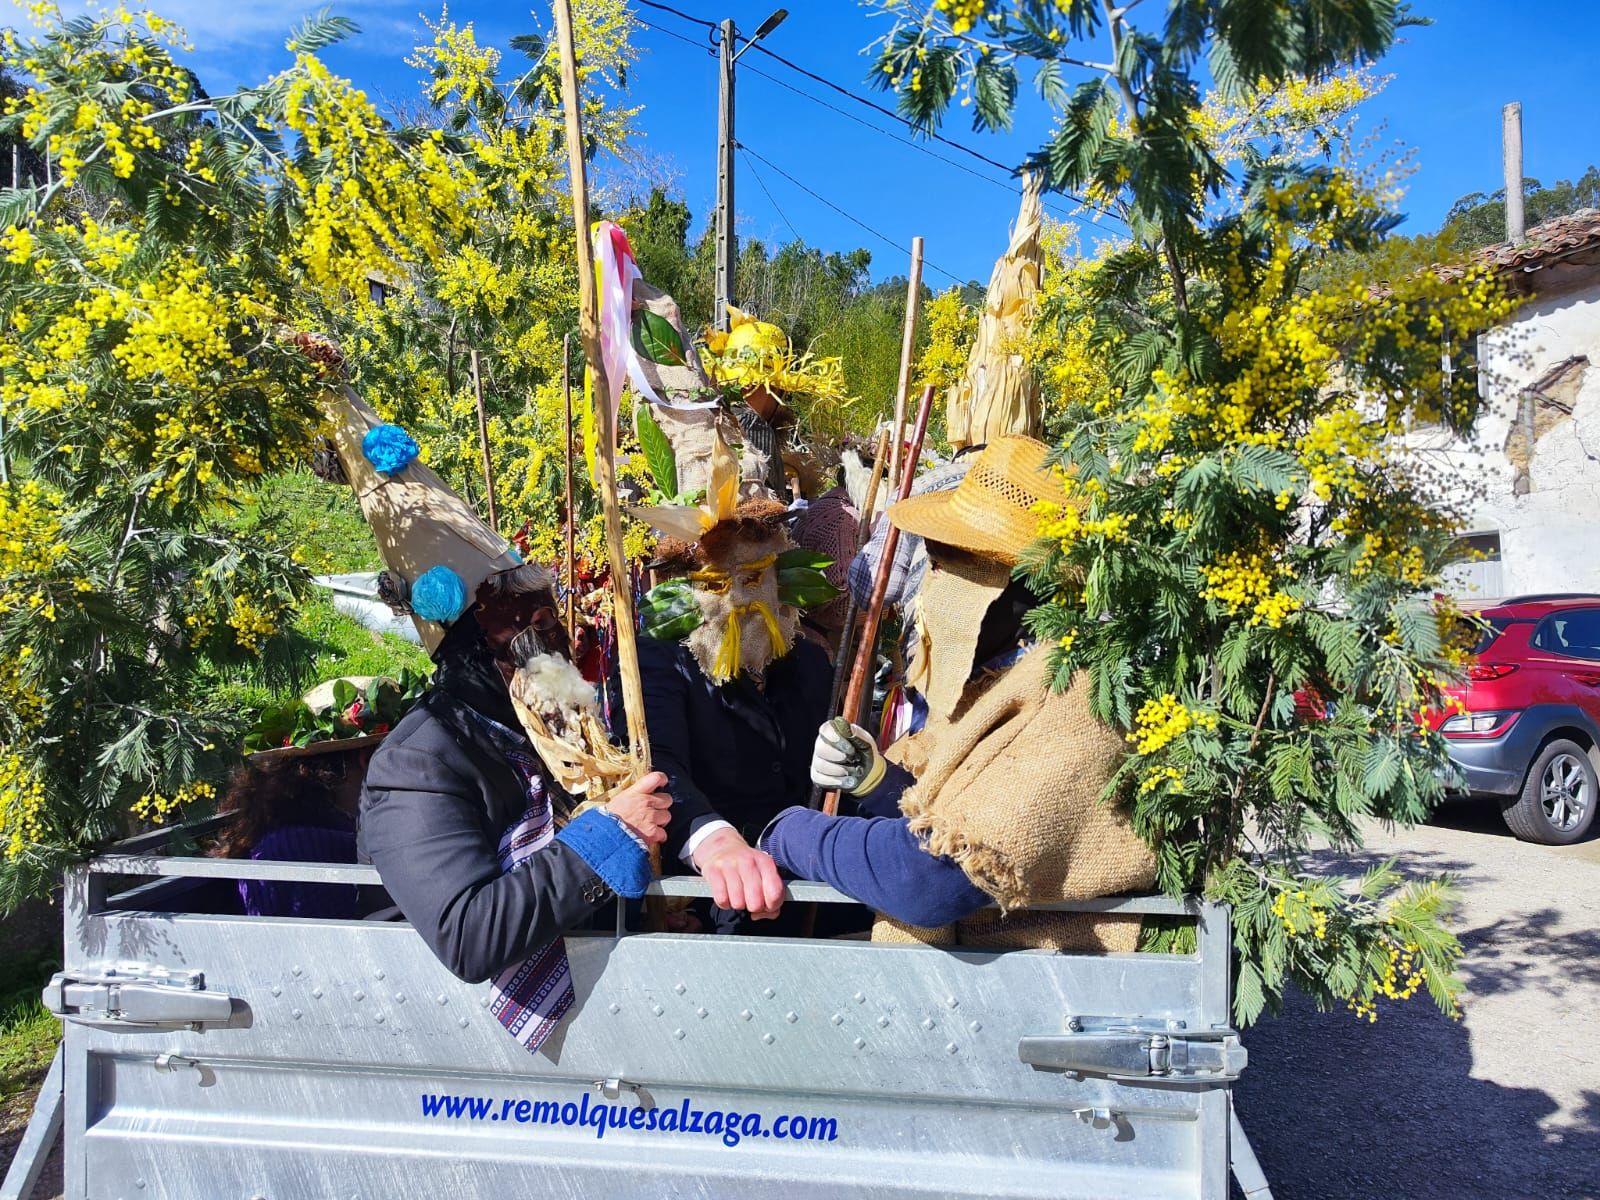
[[1501, 739, 1599, 844]]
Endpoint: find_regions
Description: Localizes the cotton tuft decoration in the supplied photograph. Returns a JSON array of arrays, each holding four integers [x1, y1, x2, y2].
[[410, 565, 469, 624], [361, 424, 421, 475]]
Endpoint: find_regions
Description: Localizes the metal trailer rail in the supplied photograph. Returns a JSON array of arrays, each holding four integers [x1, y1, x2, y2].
[[6, 823, 1273, 1200]]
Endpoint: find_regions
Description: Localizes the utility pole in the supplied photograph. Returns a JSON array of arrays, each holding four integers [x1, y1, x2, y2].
[[1502, 101, 1526, 246], [713, 9, 789, 331]]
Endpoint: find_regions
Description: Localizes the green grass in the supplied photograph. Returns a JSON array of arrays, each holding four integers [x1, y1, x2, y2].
[[231, 469, 383, 575], [0, 955, 59, 1101]]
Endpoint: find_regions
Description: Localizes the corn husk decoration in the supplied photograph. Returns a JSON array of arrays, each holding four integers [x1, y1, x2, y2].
[[946, 175, 1045, 450], [508, 653, 636, 805]]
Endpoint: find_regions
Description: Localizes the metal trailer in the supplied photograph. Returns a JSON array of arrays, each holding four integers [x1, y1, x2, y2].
[[5, 821, 1273, 1200]]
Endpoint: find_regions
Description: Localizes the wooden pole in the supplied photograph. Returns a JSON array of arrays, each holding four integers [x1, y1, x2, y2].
[[553, 0, 651, 775], [562, 332, 577, 639], [823, 387, 936, 817], [885, 237, 926, 494], [1502, 101, 1526, 246], [470, 349, 500, 534], [810, 427, 891, 811]]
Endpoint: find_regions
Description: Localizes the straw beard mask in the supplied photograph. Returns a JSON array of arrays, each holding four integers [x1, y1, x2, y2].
[[682, 530, 800, 684]]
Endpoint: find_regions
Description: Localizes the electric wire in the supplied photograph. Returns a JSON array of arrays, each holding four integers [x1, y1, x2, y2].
[[633, 0, 716, 31], [636, 16, 715, 56], [737, 147, 805, 244], [736, 141, 967, 287]]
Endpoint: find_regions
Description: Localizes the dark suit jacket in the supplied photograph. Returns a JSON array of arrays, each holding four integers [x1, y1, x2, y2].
[[359, 621, 620, 982], [615, 636, 833, 865]]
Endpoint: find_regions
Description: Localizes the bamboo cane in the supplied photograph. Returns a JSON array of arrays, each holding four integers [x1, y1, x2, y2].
[[885, 238, 925, 495], [552, 0, 650, 779], [470, 349, 500, 534], [562, 332, 576, 640], [822, 387, 936, 818], [810, 428, 891, 811]]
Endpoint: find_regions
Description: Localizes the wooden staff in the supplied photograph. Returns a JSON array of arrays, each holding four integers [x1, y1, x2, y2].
[[885, 237, 925, 495], [470, 349, 500, 533], [810, 428, 891, 811], [562, 332, 576, 640], [823, 386, 936, 817], [553, 0, 650, 778]]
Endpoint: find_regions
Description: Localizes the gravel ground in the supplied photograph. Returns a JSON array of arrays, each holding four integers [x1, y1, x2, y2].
[[1233, 803, 1600, 1200]]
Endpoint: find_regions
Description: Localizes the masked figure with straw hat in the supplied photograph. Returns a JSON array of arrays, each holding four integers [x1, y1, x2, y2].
[[758, 436, 1157, 951], [314, 382, 672, 1056], [625, 434, 842, 934]]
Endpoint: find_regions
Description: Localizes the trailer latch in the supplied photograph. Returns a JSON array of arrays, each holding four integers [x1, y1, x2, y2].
[[43, 966, 238, 1031], [1019, 1015, 1246, 1082]]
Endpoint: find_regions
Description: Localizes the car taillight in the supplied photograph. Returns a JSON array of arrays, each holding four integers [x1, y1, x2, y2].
[[1467, 663, 1519, 681], [1439, 710, 1521, 737]]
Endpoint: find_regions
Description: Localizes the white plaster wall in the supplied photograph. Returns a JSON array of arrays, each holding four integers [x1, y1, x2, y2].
[[1418, 278, 1600, 599]]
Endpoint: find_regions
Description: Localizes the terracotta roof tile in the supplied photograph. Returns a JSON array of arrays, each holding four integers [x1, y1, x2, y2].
[[1473, 207, 1600, 274]]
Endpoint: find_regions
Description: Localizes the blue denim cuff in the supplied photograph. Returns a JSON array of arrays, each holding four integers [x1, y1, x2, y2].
[[556, 808, 653, 898]]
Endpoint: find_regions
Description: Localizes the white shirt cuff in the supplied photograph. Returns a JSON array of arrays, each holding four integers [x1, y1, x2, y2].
[[682, 819, 735, 869]]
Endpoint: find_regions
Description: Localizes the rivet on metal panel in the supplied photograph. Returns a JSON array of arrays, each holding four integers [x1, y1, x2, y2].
[[876, 1016, 890, 1028], [312, 988, 324, 1000], [673, 1028, 686, 1040], [135, 1180, 145, 1190], [1067, 1017, 1083, 1032], [968, 1021, 982, 1033], [291, 965, 302, 976], [762, 987, 775, 999], [674, 982, 686, 995], [852, 992, 865, 1004], [945, 1042, 958, 1055], [353, 990, 365, 1002], [394, 993, 405, 1004], [830, 1013, 843, 1026], [651, 1004, 664, 1016], [921, 1018, 935, 1031], [374, 1013, 385, 1024], [458, 1017, 470, 1029], [739, 1009, 752, 1021], [784, 1011, 798, 1024], [852, 1038, 865, 1050], [374, 969, 385, 980], [761, 1033, 775, 1045], [291, 1008, 303, 1020], [270, 985, 281, 997], [435, 994, 448, 1006], [480, 996, 491, 1008], [608, 1002, 621, 1015], [946, 996, 959, 1009], [696, 1006, 708, 1019]]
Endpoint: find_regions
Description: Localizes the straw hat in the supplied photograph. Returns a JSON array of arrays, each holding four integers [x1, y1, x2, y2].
[[887, 435, 1059, 565], [320, 384, 551, 653]]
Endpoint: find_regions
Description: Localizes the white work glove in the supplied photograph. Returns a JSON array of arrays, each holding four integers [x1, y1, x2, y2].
[[810, 718, 887, 795]]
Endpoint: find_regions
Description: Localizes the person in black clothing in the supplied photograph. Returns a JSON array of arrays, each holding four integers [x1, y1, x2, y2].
[[628, 481, 841, 933], [360, 565, 672, 983]]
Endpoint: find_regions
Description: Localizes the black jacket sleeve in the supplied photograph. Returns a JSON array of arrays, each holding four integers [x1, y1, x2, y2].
[[623, 639, 720, 864], [360, 736, 606, 984]]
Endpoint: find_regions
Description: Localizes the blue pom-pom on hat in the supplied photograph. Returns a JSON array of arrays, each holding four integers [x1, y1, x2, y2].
[[410, 566, 468, 624], [362, 424, 420, 475]]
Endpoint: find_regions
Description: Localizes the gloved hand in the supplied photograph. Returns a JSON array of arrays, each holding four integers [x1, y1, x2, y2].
[[810, 717, 886, 795]]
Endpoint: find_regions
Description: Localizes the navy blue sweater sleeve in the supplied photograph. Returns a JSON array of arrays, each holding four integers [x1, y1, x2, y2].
[[854, 761, 916, 818], [759, 807, 990, 928]]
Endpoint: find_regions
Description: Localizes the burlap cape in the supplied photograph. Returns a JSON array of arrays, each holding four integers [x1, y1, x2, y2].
[[871, 644, 1156, 953]]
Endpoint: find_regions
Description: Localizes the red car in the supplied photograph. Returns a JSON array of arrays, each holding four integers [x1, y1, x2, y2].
[[1428, 594, 1600, 844]]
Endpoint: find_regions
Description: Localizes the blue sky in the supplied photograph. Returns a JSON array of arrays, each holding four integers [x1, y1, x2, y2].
[[147, 0, 1598, 285]]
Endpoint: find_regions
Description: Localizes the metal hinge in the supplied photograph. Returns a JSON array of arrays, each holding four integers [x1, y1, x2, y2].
[[43, 965, 238, 1031], [1019, 1015, 1247, 1082]]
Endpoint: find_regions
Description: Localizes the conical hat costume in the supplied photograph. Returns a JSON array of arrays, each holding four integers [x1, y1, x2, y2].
[[321, 384, 549, 654]]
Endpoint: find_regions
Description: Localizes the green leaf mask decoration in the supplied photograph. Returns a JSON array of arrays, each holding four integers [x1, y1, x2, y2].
[[632, 308, 686, 366], [635, 403, 679, 500], [639, 578, 703, 642], [776, 548, 842, 609]]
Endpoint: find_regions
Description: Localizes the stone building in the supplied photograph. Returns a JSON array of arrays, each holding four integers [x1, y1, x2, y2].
[[1421, 210, 1600, 600]]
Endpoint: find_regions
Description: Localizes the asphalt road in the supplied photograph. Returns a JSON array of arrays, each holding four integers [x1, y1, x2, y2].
[[1233, 803, 1600, 1200]]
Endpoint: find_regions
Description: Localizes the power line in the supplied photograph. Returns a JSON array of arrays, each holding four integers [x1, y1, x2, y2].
[[633, 0, 715, 31], [736, 141, 968, 286], [738, 59, 1105, 233], [737, 147, 804, 243], [636, 15, 715, 56]]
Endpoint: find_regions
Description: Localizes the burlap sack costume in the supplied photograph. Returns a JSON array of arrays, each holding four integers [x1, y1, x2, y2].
[[869, 435, 1157, 952]]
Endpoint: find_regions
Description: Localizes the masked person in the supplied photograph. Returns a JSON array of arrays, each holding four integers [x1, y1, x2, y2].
[[314, 382, 669, 1055], [757, 437, 1157, 951], [627, 437, 841, 933]]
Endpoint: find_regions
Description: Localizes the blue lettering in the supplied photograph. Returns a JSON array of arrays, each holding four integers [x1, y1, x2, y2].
[[628, 1107, 647, 1130], [660, 1106, 680, 1132], [773, 1115, 789, 1138], [588, 1103, 608, 1139], [703, 1111, 723, 1136], [607, 1105, 629, 1129], [514, 1100, 531, 1123], [809, 1117, 839, 1142], [645, 1107, 660, 1131], [561, 1102, 579, 1126], [420, 1094, 446, 1117], [740, 1113, 761, 1142], [531, 1101, 559, 1124]]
